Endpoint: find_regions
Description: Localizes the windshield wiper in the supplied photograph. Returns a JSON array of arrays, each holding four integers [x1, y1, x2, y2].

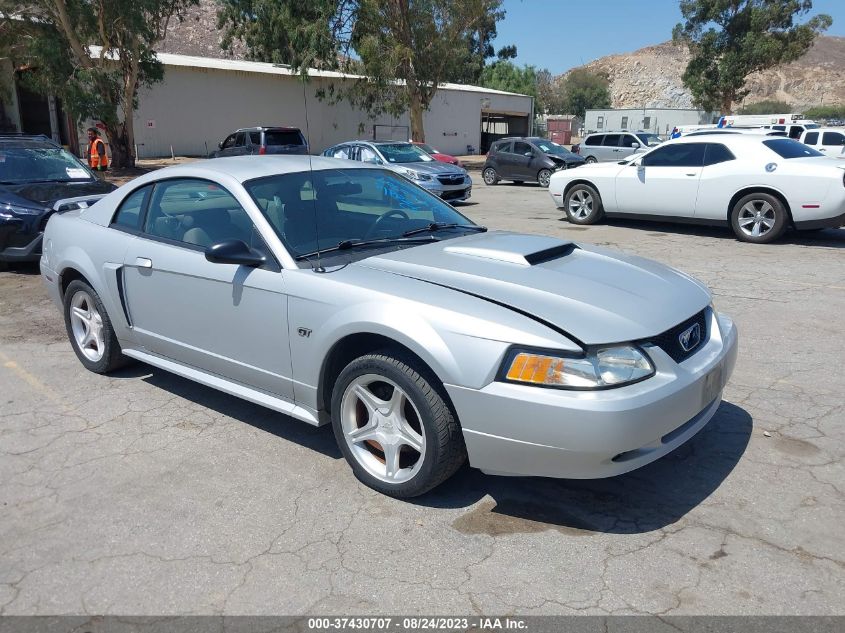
[[401, 222, 487, 238], [294, 236, 438, 261]]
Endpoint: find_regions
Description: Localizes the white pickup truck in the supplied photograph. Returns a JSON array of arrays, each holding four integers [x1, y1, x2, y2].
[[800, 128, 845, 158]]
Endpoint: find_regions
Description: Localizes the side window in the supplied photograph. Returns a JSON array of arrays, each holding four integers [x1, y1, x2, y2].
[[585, 135, 604, 146], [221, 134, 237, 150], [803, 132, 819, 145], [234, 132, 247, 147], [822, 132, 845, 146], [332, 146, 350, 159], [788, 126, 803, 140], [144, 179, 257, 250], [602, 134, 621, 147], [359, 146, 380, 163], [620, 134, 639, 148], [111, 185, 152, 230], [641, 143, 705, 167], [498, 141, 513, 154], [513, 141, 532, 155], [249, 131, 261, 146], [703, 143, 736, 166]]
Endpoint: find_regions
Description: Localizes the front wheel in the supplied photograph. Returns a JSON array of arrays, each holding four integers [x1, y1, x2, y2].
[[482, 167, 499, 185], [537, 169, 552, 188], [564, 184, 604, 225], [63, 279, 127, 373], [730, 193, 787, 244], [331, 350, 466, 498]]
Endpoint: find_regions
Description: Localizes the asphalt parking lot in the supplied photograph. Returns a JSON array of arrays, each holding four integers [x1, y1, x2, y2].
[[0, 180, 843, 616]]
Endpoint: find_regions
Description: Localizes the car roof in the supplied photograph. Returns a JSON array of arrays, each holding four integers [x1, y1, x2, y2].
[[0, 134, 60, 148], [234, 126, 302, 132]]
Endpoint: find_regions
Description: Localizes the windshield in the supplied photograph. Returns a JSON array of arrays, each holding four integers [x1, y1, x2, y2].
[[763, 138, 824, 159], [245, 168, 476, 263], [533, 140, 577, 158], [803, 124, 820, 130], [417, 143, 438, 154], [0, 146, 94, 184], [636, 134, 663, 146], [377, 143, 434, 164]]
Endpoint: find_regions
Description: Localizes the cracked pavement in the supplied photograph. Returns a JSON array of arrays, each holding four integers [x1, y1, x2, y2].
[[0, 182, 843, 616]]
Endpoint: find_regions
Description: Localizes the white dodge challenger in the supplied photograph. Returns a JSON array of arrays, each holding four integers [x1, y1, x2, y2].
[[549, 134, 845, 243]]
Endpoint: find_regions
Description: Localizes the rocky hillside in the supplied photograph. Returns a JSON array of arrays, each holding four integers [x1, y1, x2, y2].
[[157, 0, 246, 59], [567, 35, 845, 111]]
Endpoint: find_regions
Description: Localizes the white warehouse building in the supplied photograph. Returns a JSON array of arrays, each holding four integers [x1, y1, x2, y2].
[[0, 52, 533, 159], [584, 108, 715, 138]]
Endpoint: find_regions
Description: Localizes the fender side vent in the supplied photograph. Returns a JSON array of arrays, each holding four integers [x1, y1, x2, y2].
[[524, 243, 579, 265]]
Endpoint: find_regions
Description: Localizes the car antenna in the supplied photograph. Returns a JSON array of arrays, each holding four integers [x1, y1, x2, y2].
[[302, 76, 325, 273]]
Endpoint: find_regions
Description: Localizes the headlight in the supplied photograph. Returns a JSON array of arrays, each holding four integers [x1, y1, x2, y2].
[[501, 346, 654, 389], [399, 168, 432, 182], [2, 203, 45, 216]]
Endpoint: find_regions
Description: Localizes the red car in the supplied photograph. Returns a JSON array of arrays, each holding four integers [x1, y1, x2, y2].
[[411, 142, 461, 166]]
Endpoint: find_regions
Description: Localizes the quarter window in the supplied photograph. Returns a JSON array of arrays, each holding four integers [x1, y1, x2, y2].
[[641, 143, 705, 167], [111, 185, 152, 230], [822, 132, 845, 146], [144, 179, 260, 251], [703, 143, 735, 166], [220, 134, 237, 150], [585, 135, 604, 146]]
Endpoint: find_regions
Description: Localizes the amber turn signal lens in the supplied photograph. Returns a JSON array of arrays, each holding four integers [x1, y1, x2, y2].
[[506, 353, 567, 385]]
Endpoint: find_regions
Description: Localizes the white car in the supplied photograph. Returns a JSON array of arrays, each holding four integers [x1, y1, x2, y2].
[[800, 128, 845, 158], [549, 135, 845, 243]]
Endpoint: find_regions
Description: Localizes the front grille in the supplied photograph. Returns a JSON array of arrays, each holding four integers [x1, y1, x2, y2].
[[441, 188, 468, 201], [648, 309, 708, 363], [437, 174, 465, 185]]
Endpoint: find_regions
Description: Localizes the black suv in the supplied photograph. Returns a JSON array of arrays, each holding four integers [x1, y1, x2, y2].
[[0, 135, 115, 268], [212, 126, 309, 157], [482, 137, 585, 188]]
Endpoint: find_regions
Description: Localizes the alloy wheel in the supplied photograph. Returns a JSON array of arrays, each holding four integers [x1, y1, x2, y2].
[[538, 169, 552, 188], [340, 374, 426, 484], [483, 168, 497, 185], [737, 200, 776, 239], [568, 189, 593, 220], [69, 290, 105, 362]]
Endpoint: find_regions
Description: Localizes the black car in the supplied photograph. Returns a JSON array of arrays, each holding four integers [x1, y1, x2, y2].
[[482, 136, 585, 188], [212, 126, 309, 157], [0, 135, 115, 268]]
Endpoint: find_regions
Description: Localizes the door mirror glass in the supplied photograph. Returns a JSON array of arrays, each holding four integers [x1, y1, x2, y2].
[[205, 239, 266, 267]]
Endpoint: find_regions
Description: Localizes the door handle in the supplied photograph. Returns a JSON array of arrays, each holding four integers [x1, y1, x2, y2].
[[685, 172, 698, 177], [135, 257, 153, 268]]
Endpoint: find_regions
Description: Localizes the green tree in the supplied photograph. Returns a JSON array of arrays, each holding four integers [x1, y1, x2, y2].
[[739, 100, 793, 114], [803, 104, 845, 120], [558, 68, 611, 119], [1, 0, 197, 168], [479, 61, 538, 100], [673, 0, 832, 115], [217, 0, 508, 141]]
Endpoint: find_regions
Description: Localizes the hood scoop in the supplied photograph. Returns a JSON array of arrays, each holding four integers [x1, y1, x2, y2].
[[443, 236, 579, 267]]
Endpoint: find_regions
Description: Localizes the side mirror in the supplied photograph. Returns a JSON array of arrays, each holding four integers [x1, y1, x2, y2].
[[524, 151, 534, 157], [205, 240, 266, 267], [218, 141, 223, 149], [631, 142, 640, 149]]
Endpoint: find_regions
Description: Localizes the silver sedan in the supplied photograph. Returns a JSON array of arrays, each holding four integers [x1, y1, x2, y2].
[[40, 156, 738, 497]]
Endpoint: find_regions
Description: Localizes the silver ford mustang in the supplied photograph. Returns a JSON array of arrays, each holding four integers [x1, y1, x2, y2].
[[40, 156, 738, 498]]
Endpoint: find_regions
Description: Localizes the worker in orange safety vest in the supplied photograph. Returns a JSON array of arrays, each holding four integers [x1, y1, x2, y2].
[[86, 127, 109, 171]]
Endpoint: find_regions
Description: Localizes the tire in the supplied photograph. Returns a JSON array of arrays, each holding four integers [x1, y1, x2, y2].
[[585, 156, 597, 164], [63, 279, 126, 373], [564, 183, 604, 225], [331, 350, 466, 498], [537, 169, 553, 188], [730, 192, 787, 244], [482, 167, 499, 185]]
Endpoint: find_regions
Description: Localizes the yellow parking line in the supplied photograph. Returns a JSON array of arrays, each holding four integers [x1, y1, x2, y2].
[[0, 350, 68, 409]]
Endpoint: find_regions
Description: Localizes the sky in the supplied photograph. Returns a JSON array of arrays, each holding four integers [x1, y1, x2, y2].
[[492, 0, 845, 75]]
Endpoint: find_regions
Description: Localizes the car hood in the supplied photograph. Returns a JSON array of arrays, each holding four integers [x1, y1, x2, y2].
[[388, 160, 465, 175], [359, 231, 710, 345], [0, 180, 115, 208], [432, 152, 458, 164]]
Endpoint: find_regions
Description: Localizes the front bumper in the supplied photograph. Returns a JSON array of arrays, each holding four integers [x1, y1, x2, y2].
[[0, 219, 43, 262], [446, 310, 739, 479], [418, 179, 472, 202]]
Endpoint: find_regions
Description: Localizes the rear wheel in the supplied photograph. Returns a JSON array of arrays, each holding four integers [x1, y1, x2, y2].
[[564, 184, 604, 225], [63, 279, 126, 373], [331, 350, 466, 498], [585, 156, 597, 164], [537, 169, 552, 188], [730, 193, 787, 244], [482, 167, 499, 185]]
